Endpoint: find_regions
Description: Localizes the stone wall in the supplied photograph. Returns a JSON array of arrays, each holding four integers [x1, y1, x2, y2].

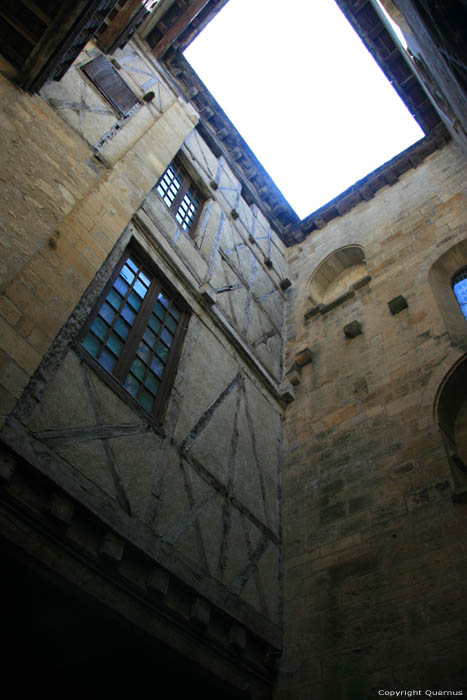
[[0, 41, 197, 421], [278, 141, 467, 698]]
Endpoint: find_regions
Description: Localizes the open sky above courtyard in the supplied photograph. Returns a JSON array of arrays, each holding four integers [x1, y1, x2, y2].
[[184, 0, 424, 219]]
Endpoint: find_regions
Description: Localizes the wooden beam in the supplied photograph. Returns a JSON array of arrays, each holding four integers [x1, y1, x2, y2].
[[20, 0, 51, 25], [97, 0, 144, 53], [152, 0, 210, 59], [0, 10, 38, 44]]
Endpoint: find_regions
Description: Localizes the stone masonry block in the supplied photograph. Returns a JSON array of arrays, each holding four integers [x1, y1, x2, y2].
[[0, 451, 17, 483], [295, 347, 313, 367], [190, 596, 211, 627], [344, 320, 362, 338], [279, 381, 295, 404], [287, 367, 302, 387], [304, 305, 322, 321], [99, 532, 125, 562], [47, 492, 75, 524], [147, 566, 170, 596], [229, 623, 247, 650], [199, 282, 217, 307], [353, 274, 372, 291], [388, 295, 408, 315]]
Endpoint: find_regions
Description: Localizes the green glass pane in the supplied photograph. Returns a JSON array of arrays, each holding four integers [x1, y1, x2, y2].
[[106, 332, 124, 357], [91, 316, 108, 342], [165, 315, 178, 334], [148, 314, 161, 334], [83, 333, 100, 357], [99, 302, 115, 325], [107, 289, 123, 311], [130, 357, 145, 381], [158, 291, 170, 309], [121, 265, 135, 285], [144, 372, 160, 395], [154, 302, 166, 321], [155, 341, 169, 363], [100, 348, 116, 373], [150, 356, 164, 378], [137, 342, 152, 365], [114, 317, 130, 340], [124, 373, 139, 398], [170, 305, 181, 322], [127, 290, 142, 311], [161, 328, 173, 348], [139, 388, 154, 413], [143, 327, 156, 347], [126, 257, 138, 273]]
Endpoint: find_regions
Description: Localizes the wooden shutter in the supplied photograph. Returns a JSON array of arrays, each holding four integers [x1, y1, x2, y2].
[[82, 54, 139, 116]]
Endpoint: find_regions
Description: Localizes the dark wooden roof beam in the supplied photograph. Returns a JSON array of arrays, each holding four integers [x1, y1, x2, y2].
[[0, 11, 38, 45], [350, 0, 369, 10], [152, 0, 210, 59], [230, 146, 243, 161], [200, 106, 214, 120], [21, 0, 52, 25]]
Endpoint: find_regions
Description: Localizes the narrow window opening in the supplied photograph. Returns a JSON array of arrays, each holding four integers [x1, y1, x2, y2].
[[155, 157, 204, 234], [453, 268, 467, 320]]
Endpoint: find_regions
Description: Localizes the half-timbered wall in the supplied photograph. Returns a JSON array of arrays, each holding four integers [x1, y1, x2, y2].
[[0, 37, 286, 695]]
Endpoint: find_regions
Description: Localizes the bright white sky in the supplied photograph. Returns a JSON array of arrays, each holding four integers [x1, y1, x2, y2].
[[184, 0, 424, 218]]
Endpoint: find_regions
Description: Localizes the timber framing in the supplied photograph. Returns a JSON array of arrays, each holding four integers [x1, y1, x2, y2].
[[0, 439, 280, 697]]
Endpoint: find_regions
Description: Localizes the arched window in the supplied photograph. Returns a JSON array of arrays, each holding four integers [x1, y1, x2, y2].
[[307, 245, 368, 307], [452, 267, 467, 320], [435, 354, 467, 501], [428, 240, 467, 350]]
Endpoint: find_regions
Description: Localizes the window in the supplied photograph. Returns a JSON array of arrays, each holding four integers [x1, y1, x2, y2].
[[453, 268, 467, 320], [82, 55, 139, 118], [156, 157, 204, 234], [80, 245, 188, 421]]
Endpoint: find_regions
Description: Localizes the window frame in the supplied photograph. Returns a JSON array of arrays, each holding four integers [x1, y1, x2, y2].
[[155, 157, 205, 236], [452, 266, 467, 321], [77, 240, 190, 426]]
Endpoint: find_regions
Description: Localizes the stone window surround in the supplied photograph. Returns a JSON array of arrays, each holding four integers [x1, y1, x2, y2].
[[77, 237, 190, 427], [428, 237, 467, 351]]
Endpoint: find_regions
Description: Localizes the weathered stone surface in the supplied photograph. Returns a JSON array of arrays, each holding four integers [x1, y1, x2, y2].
[[281, 140, 467, 698]]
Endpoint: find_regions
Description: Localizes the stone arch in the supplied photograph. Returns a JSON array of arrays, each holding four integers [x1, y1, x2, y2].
[[428, 238, 467, 350], [433, 353, 467, 500], [307, 245, 368, 306]]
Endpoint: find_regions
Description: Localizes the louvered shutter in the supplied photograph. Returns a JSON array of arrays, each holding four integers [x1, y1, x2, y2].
[[82, 54, 139, 116]]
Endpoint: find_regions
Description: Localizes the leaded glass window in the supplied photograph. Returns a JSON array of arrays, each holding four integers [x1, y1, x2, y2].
[[453, 268, 467, 320], [156, 157, 203, 234], [81, 246, 188, 419]]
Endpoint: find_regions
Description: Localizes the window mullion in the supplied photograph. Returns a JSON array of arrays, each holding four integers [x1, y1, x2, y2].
[[113, 279, 162, 383], [171, 176, 190, 214]]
